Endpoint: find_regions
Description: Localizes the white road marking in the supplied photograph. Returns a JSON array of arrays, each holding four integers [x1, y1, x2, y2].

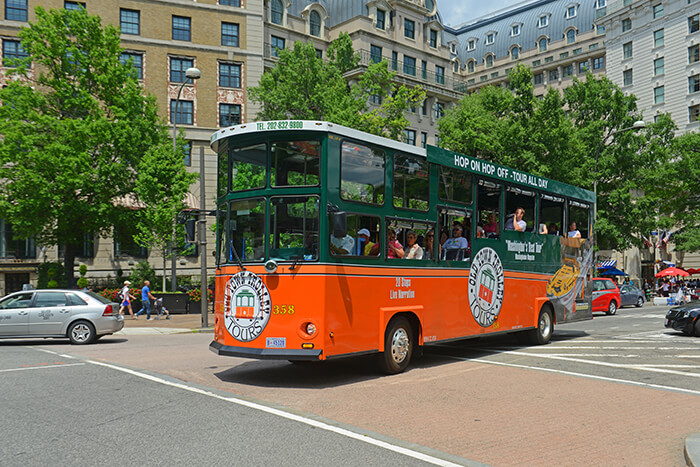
[[0, 363, 85, 373], [436, 354, 700, 396], [35, 349, 467, 467], [528, 346, 699, 351], [32, 347, 78, 359]]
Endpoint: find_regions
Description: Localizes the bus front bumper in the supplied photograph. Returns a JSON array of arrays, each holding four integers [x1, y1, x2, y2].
[[209, 340, 323, 360]]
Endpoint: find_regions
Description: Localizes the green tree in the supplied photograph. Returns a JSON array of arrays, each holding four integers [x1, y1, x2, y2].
[[249, 33, 425, 140], [133, 141, 197, 291], [0, 7, 175, 286]]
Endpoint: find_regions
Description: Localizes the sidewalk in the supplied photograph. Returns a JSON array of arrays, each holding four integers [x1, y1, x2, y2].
[[117, 311, 214, 335]]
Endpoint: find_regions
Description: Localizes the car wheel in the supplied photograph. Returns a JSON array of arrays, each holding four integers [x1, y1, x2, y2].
[[379, 317, 413, 375], [635, 297, 644, 308], [68, 321, 95, 345], [526, 307, 553, 345], [694, 318, 700, 337], [606, 301, 617, 316]]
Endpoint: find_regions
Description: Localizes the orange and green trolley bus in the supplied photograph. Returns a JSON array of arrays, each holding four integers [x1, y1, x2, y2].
[[209, 120, 594, 374]]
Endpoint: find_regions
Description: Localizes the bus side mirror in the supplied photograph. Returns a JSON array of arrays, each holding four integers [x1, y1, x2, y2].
[[332, 212, 347, 238]]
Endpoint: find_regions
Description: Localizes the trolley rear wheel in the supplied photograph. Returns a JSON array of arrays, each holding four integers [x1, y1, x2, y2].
[[379, 317, 413, 375]]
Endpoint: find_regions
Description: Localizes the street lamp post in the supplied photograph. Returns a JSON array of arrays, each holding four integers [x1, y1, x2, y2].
[[171, 67, 201, 292], [592, 119, 645, 253]]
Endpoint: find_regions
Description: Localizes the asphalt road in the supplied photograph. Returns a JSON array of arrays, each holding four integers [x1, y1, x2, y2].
[[1, 303, 698, 466]]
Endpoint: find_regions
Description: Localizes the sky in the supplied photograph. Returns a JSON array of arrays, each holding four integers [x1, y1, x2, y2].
[[437, 0, 524, 28]]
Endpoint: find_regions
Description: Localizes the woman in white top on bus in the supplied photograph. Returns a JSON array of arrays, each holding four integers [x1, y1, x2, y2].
[[404, 230, 423, 260], [567, 222, 582, 238]]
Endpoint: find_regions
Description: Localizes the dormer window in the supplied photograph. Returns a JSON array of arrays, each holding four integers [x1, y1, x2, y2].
[[539, 14, 549, 28], [467, 60, 475, 73], [429, 29, 438, 48], [310, 10, 321, 36], [566, 4, 578, 18], [486, 32, 495, 44], [467, 39, 476, 50], [449, 42, 456, 54], [511, 24, 521, 36], [376, 8, 386, 30], [595, 0, 606, 8], [538, 37, 548, 51], [510, 46, 520, 60], [485, 54, 493, 67]]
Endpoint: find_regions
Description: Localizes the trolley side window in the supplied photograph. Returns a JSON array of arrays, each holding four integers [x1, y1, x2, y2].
[[271, 140, 321, 187], [329, 213, 381, 257], [393, 153, 429, 211], [269, 196, 320, 261], [568, 201, 590, 239], [438, 166, 473, 205], [540, 194, 564, 236], [340, 141, 385, 205], [231, 144, 267, 191]]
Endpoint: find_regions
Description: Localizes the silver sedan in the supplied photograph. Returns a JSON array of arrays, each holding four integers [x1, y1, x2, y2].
[[0, 289, 124, 344]]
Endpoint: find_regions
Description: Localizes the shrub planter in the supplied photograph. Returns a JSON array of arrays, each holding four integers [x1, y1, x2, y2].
[[152, 292, 189, 314]]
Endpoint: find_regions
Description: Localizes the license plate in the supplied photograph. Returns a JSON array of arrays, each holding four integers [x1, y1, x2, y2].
[[266, 337, 286, 348]]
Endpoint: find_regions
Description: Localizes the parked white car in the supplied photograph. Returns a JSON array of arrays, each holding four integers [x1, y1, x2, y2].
[[0, 289, 124, 344]]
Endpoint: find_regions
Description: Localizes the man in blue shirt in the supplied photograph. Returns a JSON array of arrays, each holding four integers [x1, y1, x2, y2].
[[134, 280, 157, 320]]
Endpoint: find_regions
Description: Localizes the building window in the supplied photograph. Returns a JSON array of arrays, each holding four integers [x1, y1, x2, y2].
[[566, 5, 577, 18], [511, 47, 519, 60], [597, 25, 605, 35], [573, 48, 582, 55], [421, 132, 427, 148], [560, 52, 569, 59], [222, 22, 239, 47], [64, 1, 85, 10], [595, 0, 606, 7], [593, 56, 604, 69], [403, 56, 416, 76], [589, 43, 599, 50], [653, 3, 663, 18], [310, 10, 321, 37], [429, 30, 438, 47], [172, 16, 191, 41], [181, 141, 192, 167], [271, 0, 283, 25], [376, 9, 385, 30], [654, 86, 664, 104], [654, 57, 664, 76], [170, 100, 194, 125], [315, 49, 322, 59], [485, 55, 493, 67], [392, 51, 398, 71], [435, 65, 445, 84], [434, 102, 444, 119], [623, 42, 633, 59], [468, 39, 476, 50], [120, 9, 140, 35], [220, 104, 241, 127], [170, 57, 194, 82], [623, 69, 633, 86], [467, 60, 474, 73], [480, 75, 488, 82], [563, 64, 573, 77], [534, 72, 543, 84], [220, 0, 241, 5], [512, 24, 520, 36], [370, 93, 382, 105], [403, 129, 416, 146], [579, 61, 588, 73], [453, 60, 459, 73], [271, 35, 285, 57], [219, 62, 241, 88], [545, 56, 554, 63], [5, 0, 27, 21], [622, 18, 631, 32], [422, 60, 427, 80], [549, 69, 559, 81], [566, 29, 576, 43], [690, 14, 700, 33], [119, 52, 143, 79], [690, 104, 700, 122], [539, 15, 549, 28], [490, 71, 498, 78], [689, 74, 700, 93], [2, 40, 28, 67], [0, 220, 35, 259], [370, 45, 382, 63], [539, 38, 548, 52], [654, 29, 664, 47], [690, 44, 700, 63], [486, 33, 495, 44], [404, 19, 415, 39]]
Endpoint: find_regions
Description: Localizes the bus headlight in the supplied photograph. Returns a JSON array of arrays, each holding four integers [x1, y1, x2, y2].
[[305, 322, 317, 336], [264, 259, 278, 273]]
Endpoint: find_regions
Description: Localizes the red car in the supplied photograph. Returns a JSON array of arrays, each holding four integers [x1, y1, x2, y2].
[[592, 278, 621, 315]]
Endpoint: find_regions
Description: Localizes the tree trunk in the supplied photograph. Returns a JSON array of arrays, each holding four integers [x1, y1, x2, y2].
[[63, 242, 77, 288]]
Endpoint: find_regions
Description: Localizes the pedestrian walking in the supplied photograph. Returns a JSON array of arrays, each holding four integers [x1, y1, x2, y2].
[[134, 280, 157, 320], [118, 280, 136, 319]]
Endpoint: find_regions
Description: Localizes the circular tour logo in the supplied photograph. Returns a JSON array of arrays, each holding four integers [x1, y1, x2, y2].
[[223, 271, 272, 342], [468, 247, 505, 327]]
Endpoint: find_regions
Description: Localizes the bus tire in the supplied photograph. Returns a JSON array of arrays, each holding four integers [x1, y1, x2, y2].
[[528, 307, 553, 345], [380, 317, 413, 375]]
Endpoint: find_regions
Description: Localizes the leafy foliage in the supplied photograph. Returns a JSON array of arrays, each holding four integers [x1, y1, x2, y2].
[[249, 33, 425, 141], [0, 7, 179, 285]]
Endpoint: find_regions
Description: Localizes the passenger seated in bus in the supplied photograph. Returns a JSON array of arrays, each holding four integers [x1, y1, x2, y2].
[[443, 225, 469, 251], [548, 223, 560, 235], [567, 222, 582, 238], [539, 223, 548, 235], [404, 230, 423, 260], [423, 230, 435, 260], [330, 228, 354, 255], [387, 228, 405, 258], [357, 228, 379, 256], [476, 226, 485, 238], [483, 212, 499, 238], [504, 208, 526, 232]]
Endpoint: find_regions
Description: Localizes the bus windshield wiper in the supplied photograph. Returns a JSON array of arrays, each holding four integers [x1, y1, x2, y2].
[[289, 252, 304, 271]]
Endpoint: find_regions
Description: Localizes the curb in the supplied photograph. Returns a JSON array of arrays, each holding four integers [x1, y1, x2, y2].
[[686, 433, 700, 467], [116, 327, 213, 336]]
